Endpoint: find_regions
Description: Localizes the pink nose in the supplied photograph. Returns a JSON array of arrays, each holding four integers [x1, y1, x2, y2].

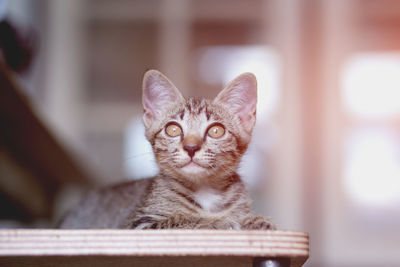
[[183, 144, 200, 158], [183, 134, 202, 158]]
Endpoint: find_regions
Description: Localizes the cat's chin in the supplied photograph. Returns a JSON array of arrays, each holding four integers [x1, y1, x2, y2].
[[180, 162, 206, 174]]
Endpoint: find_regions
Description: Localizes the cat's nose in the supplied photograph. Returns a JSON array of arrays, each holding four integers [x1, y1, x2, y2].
[[183, 144, 200, 158], [183, 134, 202, 158]]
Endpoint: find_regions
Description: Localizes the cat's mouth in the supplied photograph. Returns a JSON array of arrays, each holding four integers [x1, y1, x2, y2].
[[180, 160, 207, 170]]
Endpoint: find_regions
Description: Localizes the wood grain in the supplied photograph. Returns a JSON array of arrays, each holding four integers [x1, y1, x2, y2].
[[0, 229, 309, 266]]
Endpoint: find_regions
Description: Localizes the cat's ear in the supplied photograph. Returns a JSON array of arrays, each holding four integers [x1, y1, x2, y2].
[[142, 70, 185, 128], [214, 73, 257, 136]]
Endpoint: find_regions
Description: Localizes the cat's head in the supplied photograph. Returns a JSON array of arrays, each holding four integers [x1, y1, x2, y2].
[[142, 70, 257, 182]]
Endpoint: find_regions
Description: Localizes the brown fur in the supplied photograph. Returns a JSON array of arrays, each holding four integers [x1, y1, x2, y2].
[[60, 70, 274, 230]]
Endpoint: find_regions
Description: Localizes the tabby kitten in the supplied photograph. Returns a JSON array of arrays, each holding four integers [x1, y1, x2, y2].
[[60, 70, 274, 230]]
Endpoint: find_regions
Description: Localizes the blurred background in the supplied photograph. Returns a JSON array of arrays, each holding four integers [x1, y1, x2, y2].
[[1, 0, 400, 266]]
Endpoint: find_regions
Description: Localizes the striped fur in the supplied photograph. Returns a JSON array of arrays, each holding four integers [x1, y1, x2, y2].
[[125, 70, 274, 230], [60, 70, 274, 230]]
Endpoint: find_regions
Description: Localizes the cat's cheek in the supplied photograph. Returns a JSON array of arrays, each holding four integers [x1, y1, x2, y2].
[[215, 151, 237, 167]]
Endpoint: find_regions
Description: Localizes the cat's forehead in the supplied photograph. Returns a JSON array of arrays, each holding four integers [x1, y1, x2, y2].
[[172, 98, 213, 119], [170, 97, 223, 127]]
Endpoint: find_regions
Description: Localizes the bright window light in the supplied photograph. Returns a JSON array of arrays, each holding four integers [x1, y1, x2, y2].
[[195, 45, 281, 119], [344, 129, 400, 207], [341, 52, 400, 118], [124, 117, 159, 179]]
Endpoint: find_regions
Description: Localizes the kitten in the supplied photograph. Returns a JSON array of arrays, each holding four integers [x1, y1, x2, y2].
[[60, 70, 274, 230]]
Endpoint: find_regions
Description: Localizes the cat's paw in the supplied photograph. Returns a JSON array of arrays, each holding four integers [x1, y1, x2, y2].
[[128, 215, 200, 229], [193, 219, 241, 230], [125, 216, 158, 229], [241, 216, 275, 230]]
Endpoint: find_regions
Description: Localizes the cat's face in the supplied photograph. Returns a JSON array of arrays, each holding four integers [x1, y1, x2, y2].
[[142, 70, 257, 181]]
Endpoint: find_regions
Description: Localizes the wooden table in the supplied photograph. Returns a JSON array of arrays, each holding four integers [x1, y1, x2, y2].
[[0, 229, 308, 267]]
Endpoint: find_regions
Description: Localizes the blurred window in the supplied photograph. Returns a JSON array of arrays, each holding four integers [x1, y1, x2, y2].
[[341, 53, 400, 118], [344, 128, 400, 206], [341, 52, 400, 207]]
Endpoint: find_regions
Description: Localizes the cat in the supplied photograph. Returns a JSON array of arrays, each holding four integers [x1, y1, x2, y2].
[[59, 70, 274, 230]]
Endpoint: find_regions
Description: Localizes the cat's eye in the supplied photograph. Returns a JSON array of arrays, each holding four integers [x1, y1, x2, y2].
[[165, 123, 182, 137], [207, 124, 225, 139]]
